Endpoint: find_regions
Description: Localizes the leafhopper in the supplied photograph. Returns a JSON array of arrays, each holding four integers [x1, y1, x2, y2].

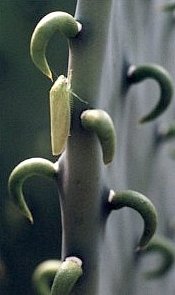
[[49, 74, 87, 156]]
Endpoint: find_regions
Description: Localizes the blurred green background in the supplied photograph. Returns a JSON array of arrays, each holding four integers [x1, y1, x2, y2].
[[0, 1, 76, 294]]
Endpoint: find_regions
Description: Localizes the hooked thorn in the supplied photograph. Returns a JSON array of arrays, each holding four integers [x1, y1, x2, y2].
[[81, 109, 116, 165], [33, 260, 62, 295], [51, 256, 83, 295], [30, 11, 82, 80], [108, 189, 157, 249], [139, 235, 175, 279], [127, 64, 173, 123], [8, 158, 58, 223]]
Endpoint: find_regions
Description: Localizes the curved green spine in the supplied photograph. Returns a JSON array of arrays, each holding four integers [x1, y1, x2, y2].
[[142, 235, 175, 279], [81, 109, 116, 164], [51, 257, 83, 295], [33, 260, 62, 295], [127, 64, 173, 123], [8, 158, 58, 223], [30, 11, 82, 80], [108, 190, 157, 249]]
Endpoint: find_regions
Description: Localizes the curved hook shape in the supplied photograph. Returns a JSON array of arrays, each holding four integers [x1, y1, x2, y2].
[[8, 158, 58, 223], [30, 11, 82, 80], [140, 235, 175, 279], [127, 64, 173, 123], [33, 260, 62, 295], [108, 190, 157, 249], [81, 109, 116, 165], [51, 257, 83, 295]]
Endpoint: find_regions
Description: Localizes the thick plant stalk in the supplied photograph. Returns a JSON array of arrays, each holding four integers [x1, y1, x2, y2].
[[55, 2, 115, 294]]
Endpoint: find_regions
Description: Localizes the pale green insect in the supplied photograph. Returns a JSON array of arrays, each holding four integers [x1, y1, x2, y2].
[[50, 74, 86, 156]]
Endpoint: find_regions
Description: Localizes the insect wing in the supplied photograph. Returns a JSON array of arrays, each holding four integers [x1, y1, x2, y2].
[[50, 76, 71, 155]]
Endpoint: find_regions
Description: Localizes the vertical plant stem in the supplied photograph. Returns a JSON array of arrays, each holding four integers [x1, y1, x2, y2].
[[57, 1, 113, 294]]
